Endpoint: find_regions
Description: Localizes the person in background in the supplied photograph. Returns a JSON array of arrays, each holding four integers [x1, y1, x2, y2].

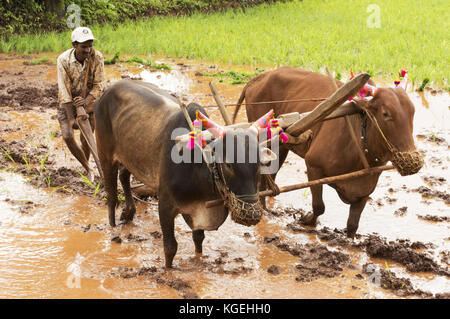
[[56, 26, 106, 181]]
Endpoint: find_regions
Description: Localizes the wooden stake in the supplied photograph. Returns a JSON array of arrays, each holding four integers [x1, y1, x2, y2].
[[209, 81, 232, 125]]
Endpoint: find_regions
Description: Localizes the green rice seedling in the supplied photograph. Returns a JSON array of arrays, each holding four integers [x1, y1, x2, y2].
[[77, 170, 102, 198], [47, 131, 56, 141], [151, 62, 172, 70], [122, 56, 150, 65], [418, 78, 430, 92], [93, 182, 101, 199], [0, 146, 15, 163], [104, 52, 120, 65], [44, 173, 51, 188], [39, 150, 50, 172], [77, 170, 95, 188], [22, 152, 31, 173]]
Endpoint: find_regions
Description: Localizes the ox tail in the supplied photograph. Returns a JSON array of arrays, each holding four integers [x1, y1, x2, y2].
[[232, 87, 246, 124]]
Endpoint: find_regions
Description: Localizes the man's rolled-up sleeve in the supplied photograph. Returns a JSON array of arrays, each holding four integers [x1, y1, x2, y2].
[[57, 56, 73, 105]]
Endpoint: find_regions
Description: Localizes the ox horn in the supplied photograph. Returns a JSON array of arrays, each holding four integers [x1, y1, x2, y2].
[[196, 110, 227, 138], [349, 69, 378, 99], [249, 109, 274, 135], [394, 69, 408, 91]]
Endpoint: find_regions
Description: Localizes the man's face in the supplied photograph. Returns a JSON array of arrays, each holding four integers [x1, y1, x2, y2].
[[72, 40, 93, 61]]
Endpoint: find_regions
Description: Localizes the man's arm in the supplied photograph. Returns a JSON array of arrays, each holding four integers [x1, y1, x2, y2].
[[85, 52, 106, 113], [57, 55, 73, 106]]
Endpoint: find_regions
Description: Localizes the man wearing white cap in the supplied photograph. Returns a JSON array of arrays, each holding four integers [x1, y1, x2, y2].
[[57, 27, 106, 180]]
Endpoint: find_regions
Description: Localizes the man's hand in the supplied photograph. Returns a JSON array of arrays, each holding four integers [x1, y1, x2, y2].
[[73, 96, 86, 109], [73, 95, 95, 113]]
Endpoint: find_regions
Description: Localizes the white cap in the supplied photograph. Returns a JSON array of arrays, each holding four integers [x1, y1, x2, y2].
[[71, 27, 96, 43]]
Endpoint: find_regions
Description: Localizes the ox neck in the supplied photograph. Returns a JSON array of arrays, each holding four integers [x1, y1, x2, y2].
[[361, 112, 390, 166]]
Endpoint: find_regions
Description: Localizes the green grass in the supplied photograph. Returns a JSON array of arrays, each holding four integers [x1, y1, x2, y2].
[[1, 0, 448, 85], [200, 69, 265, 84], [30, 57, 50, 65]]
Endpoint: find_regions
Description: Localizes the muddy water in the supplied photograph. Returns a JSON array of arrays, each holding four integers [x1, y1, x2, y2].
[[0, 54, 449, 298]]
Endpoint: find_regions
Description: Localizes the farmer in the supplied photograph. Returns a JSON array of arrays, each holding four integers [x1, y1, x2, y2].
[[57, 27, 106, 181]]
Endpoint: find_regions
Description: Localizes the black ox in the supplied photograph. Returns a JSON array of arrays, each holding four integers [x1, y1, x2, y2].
[[94, 80, 276, 268]]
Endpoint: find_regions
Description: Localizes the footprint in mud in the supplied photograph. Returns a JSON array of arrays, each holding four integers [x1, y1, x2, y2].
[[267, 265, 283, 275]]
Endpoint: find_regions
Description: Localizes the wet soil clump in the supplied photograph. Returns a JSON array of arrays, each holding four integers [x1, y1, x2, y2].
[[412, 186, 450, 204], [418, 214, 449, 222], [361, 263, 434, 298], [357, 235, 450, 277], [0, 72, 58, 110], [0, 137, 104, 200], [263, 235, 351, 282], [285, 217, 449, 277]]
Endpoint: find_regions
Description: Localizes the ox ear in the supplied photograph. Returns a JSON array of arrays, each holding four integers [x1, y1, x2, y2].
[[260, 147, 277, 165], [196, 110, 227, 139]]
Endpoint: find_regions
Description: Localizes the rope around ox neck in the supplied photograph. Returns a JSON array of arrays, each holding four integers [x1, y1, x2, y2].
[[360, 108, 424, 176], [209, 159, 263, 226]]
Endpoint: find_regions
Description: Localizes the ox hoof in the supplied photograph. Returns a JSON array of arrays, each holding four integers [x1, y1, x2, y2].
[[110, 228, 122, 243], [346, 229, 357, 239], [120, 206, 136, 223], [300, 212, 318, 226]]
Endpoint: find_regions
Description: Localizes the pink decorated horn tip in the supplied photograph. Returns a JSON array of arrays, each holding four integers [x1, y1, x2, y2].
[[349, 69, 355, 80], [399, 69, 408, 78], [359, 84, 377, 98], [280, 132, 289, 143], [270, 119, 280, 127], [266, 127, 272, 140], [196, 110, 209, 121], [187, 132, 195, 150], [254, 109, 275, 128]]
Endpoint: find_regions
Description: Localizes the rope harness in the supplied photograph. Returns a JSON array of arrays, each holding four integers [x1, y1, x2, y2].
[[360, 107, 424, 176], [201, 146, 263, 227]]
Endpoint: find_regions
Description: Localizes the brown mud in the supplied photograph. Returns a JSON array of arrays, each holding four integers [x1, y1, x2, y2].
[[0, 53, 449, 299]]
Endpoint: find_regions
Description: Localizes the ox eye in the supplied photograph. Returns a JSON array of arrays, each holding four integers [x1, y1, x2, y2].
[[382, 111, 391, 120]]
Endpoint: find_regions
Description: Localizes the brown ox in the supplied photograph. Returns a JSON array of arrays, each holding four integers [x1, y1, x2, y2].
[[232, 66, 419, 237]]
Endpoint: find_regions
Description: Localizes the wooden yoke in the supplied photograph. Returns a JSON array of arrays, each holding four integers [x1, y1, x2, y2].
[[285, 72, 370, 137], [325, 67, 369, 169]]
